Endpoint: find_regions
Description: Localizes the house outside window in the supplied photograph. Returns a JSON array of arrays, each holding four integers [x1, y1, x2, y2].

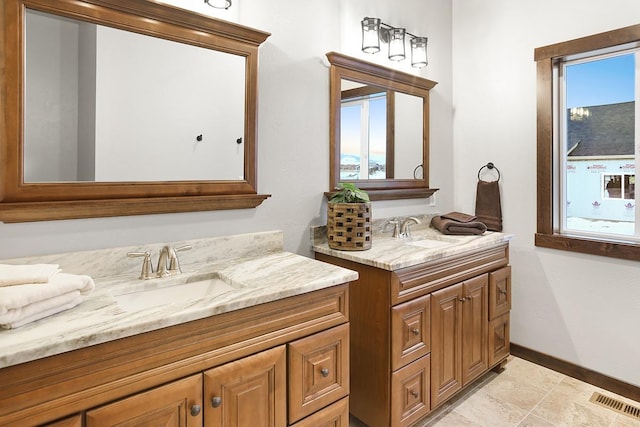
[[535, 25, 640, 260]]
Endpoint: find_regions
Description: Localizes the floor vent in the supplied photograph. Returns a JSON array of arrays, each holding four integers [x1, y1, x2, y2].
[[590, 392, 640, 421]]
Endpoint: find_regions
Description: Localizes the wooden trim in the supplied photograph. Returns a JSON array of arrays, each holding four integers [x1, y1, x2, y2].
[[534, 23, 640, 61], [326, 52, 437, 92], [0, 193, 271, 222], [0, 285, 348, 426], [534, 25, 640, 260], [536, 58, 553, 235], [511, 343, 640, 402], [535, 233, 640, 261]]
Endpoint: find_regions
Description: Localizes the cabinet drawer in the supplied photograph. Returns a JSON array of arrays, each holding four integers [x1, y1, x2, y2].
[[289, 397, 349, 427], [488, 313, 510, 366], [391, 354, 430, 427], [288, 323, 349, 423], [489, 266, 511, 319], [391, 294, 431, 371]]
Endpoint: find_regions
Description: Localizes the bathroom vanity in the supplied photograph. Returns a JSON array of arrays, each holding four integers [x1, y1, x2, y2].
[[313, 217, 512, 427], [0, 231, 356, 427]]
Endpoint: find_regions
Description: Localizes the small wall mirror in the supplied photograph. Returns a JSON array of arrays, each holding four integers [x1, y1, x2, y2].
[[327, 52, 438, 200], [0, 0, 270, 222]]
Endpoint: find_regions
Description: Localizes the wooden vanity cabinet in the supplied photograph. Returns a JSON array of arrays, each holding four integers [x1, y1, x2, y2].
[[316, 242, 511, 427], [0, 285, 349, 427]]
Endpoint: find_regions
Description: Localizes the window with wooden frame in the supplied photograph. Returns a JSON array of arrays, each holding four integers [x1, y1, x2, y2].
[[535, 24, 640, 260]]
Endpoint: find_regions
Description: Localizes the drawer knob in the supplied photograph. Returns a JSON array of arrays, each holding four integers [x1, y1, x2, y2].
[[320, 368, 330, 377], [190, 404, 201, 416], [411, 328, 420, 335], [411, 390, 419, 398], [211, 396, 222, 408]]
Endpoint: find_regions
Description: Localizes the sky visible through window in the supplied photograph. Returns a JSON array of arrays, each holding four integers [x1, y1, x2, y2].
[[566, 53, 635, 108]]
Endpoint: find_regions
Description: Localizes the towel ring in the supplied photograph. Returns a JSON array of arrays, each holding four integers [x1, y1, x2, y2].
[[477, 162, 501, 182]]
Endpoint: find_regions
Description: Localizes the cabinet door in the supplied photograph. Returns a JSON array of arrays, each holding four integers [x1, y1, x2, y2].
[[289, 397, 349, 427], [462, 274, 488, 385], [391, 294, 431, 371], [288, 324, 349, 424], [391, 355, 430, 427], [430, 284, 462, 408], [489, 313, 510, 366], [489, 266, 511, 319], [86, 374, 202, 427], [204, 346, 287, 427], [45, 415, 82, 427]]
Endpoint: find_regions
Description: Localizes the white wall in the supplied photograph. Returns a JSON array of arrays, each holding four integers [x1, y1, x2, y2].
[[452, 0, 640, 386], [1, 0, 452, 260]]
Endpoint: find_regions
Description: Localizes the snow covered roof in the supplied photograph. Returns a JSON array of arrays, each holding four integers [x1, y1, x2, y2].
[[567, 101, 634, 157]]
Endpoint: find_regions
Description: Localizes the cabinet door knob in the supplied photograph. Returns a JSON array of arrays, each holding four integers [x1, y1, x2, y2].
[[466, 295, 472, 300], [458, 297, 465, 302], [320, 368, 330, 377], [190, 404, 201, 416], [411, 390, 419, 398], [411, 328, 420, 335], [499, 288, 507, 295], [211, 396, 222, 408]]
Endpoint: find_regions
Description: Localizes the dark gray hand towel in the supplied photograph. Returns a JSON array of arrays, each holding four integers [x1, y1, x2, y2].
[[475, 180, 503, 232], [430, 215, 487, 235]]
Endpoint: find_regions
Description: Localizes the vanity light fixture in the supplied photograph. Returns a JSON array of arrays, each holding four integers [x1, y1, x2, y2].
[[204, 0, 231, 9], [361, 17, 428, 68]]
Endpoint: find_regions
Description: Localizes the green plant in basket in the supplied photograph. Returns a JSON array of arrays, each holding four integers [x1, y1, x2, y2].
[[329, 182, 370, 204]]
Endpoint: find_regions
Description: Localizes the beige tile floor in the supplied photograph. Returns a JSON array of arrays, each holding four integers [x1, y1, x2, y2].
[[349, 356, 640, 427]]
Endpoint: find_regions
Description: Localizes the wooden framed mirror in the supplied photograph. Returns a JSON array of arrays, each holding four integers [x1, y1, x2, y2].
[[327, 51, 438, 200], [0, 0, 270, 222]]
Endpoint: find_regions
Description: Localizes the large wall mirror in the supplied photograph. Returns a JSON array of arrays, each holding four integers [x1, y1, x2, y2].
[[0, 0, 270, 222], [327, 52, 438, 200]]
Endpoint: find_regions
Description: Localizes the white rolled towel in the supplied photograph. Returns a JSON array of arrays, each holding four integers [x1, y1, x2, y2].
[[0, 263, 60, 287], [0, 273, 95, 329]]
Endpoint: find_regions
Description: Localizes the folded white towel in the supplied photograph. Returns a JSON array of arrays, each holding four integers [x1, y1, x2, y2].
[[0, 263, 60, 287], [0, 273, 95, 329]]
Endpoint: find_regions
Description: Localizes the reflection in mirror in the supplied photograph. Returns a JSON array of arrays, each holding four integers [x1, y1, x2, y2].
[[327, 52, 438, 200], [340, 81, 424, 182], [24, 9, 246, 183], [340, 83, 393, 180]]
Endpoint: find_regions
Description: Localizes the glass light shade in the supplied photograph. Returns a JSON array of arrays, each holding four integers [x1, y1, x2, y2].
[[204, 0, 232, 9], [410, 37, 428, 68], [388, 28, 406, 61], [362, 18, 381, 54]]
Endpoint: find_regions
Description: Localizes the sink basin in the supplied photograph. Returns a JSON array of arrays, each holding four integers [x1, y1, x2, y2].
[[111, 273, 237, 312]]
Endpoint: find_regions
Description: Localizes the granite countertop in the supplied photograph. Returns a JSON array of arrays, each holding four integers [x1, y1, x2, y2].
[[312, 214, 513, 271], [0, 231, 357, 369]]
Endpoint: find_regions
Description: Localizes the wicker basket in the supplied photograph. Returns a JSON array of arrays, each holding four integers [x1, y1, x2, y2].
[[327, 202, 372, 251]]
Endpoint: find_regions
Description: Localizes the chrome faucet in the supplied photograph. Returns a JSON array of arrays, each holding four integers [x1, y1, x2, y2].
[[398, 217, 421, 238], [127, 251, 154, 280], [156, 245, 192, 277]]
